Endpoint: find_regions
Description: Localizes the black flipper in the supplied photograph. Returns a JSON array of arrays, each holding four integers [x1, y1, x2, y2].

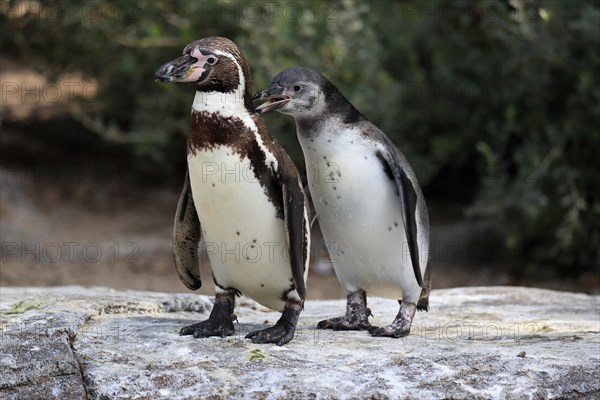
[[281, 178, 309, 300], [173, 170, 202, 290], [376, 150, 423, 288]]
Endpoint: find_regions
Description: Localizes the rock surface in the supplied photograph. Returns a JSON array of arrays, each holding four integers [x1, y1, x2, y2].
[[0, 286, 598, 399]]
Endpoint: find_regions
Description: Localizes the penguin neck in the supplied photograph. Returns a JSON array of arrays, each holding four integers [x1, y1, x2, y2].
[[189, 63, 256, 150], [189, 87, 280, 171], [295, 113, 343, 140], [191, 64, 254, 124], [192, 50, 254, 114], [295, 90, 366, 139], [324, 86, 367, 125], [189, 89, 257, 148], [192, 88, 252, 117]]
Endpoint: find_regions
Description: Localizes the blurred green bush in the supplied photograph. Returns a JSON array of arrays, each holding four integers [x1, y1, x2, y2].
[[1, 0, 598, 277]]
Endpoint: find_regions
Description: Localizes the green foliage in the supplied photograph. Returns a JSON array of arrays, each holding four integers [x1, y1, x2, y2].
[[0, 300, 42, 316], [2, 0, 598, 276], [248, 348, 266, 361], [362, 0, 600, 274]]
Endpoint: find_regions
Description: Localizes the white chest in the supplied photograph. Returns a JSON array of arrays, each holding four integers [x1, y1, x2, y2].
[[300, 131, 395, 225], [299, 130, 420, 300], [187, 146, 297, 310]]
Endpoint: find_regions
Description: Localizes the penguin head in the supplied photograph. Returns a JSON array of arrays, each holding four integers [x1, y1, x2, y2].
[[253, 67, 330, 117], [155, 37, 251, 96]]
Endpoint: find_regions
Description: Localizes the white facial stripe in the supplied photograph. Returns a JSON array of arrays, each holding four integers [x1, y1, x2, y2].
[[191, 50, 279, 171]]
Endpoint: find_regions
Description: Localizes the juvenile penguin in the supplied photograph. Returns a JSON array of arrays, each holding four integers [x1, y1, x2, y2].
[[155, 38, 310, 345], [254, 67, 431, 337]]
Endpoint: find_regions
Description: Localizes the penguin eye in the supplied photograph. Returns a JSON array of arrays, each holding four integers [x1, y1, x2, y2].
[[293, 85, 301, 92], [206, 56, 217, 65]]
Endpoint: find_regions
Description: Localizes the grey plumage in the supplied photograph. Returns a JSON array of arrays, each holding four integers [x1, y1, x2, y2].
[[254, 66, 431, 337]]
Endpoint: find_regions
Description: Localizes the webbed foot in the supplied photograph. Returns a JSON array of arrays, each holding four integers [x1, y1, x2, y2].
[[246, 301, 302, 346], [180, 292, 236, 339], [369, 301, 416, 338], [317, 290, 371, 330], [180, 317, 234, 338]]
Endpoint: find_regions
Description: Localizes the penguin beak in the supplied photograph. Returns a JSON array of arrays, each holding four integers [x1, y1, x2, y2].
[[252, 86, 291, 113], [155, 54, 205, 83]]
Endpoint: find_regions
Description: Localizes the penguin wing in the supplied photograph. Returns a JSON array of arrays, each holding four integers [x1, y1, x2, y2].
[[298, 171, 317, 227], [376, 144, 423, 288], [172, 170, 202, 290], [281, 177, 310, 300]]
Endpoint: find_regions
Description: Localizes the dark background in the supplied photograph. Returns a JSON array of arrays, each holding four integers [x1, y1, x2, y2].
[[1, 0, 598, 297]]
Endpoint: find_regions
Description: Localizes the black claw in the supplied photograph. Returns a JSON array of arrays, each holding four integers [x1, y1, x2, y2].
[[316, 319, 332, 329], [278, 331, 295, 346], [180, 326, 192, 336]]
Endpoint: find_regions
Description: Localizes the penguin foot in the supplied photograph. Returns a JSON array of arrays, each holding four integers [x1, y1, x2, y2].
[[245, 300, 302, 346], [317, 289, 371, 330], [368, 321, 411, 338], [180, 317, 235, 338], [180, 292, 236, 339], [369, 301, 416, 338], [246, 323, 296, 346], [317, 315, 371, 330]]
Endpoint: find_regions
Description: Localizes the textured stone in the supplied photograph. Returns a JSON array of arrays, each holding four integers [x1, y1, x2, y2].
[[1, 286, 598, 399]]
